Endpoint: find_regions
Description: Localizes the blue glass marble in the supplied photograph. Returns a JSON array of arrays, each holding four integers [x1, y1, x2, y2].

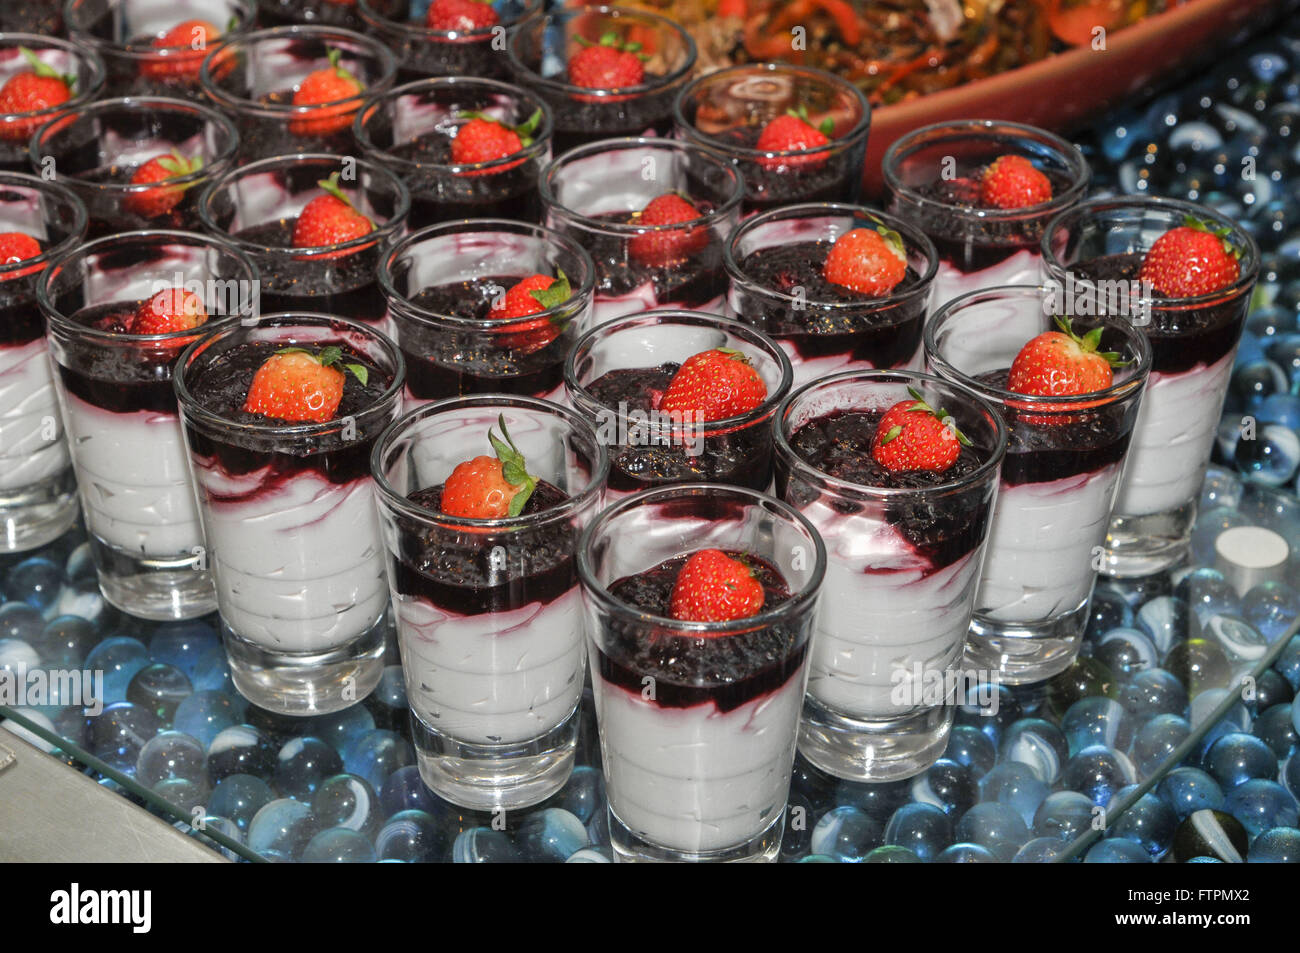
[[1259, 392, 1300, 430], [1086, 838, 1152, 863], [1203, 732, 1278, 789], [1059, 746, 1137, 807], [1177, 569, 1239, 626], [153, 778, 209, 815], [909, 759, 978, 817], [566, 847, 613, 863], [52, 578, 103, 627], [942, 725, 997, 779], [1094, 627, 1159, 676], [1136, 596, 1190, 653], [1192, 694, 1254, 764], [135, 731, 207, 789], [1277, 635, 1300, 691], [1107, 791, 1178, 859], [375, 809, 448, 863], [83, 636, 149, 704], [587, 805, 610, 848], [247, 798, 318, 858], [1237, 423, 1300, 485], [0, 637, 39, 674], [1157, 767, 1226, 819], [978, 763, 1050, 828], [1087, 587, 1135, 639], [452, 827, 521, 864], [955, 684, 1022, 745], [367, 665, 408, 731], [1013, 837, 1069, 863], [125, 663, 191, 723], [1034, 790, 1099, 841], [832, 778, 911, 821], [300, 827, 377, 863], [1132, 714, 1192, 779], [34, 615, 96, 668], [1249, 668, 1294, 715], [190, 645, 231, 693], [207, 773, 275, 830], [1247, 826, 1300, 862], [1062, 697, 1136, 756], [1199, 468, 1241, 511], [341, 729, 414, 792], [861, 845, 921, 863], [4, 557, 63, 615], [172, 690, 244, 747], [1253, 702, 1299, 758], [1203, 615, 1270, 664], [809, 806, 882, 862], [193, 816, 244, 862], [934, 843, 997, 863], [1224, 779, 1300, 836], [313, 773, 383, 839], [379, 765, 440, 819], [84, 701, 161, 773], [207, 724, 276, 783], [517, 808, 590, 862], [303, 705, 375, 754], [1162, 638, 1234, 699], [273, 737, 343, 800], [551, 765, 603, 824], [1173, 809, 1249, 863], [997, 717, 1069, 784], [1117, 669, 1189, 720], [883, 802, 952, 863], [954, 802, 1031, 862], [147, 622, 220, 679], [1242, 581, 1300, 641]]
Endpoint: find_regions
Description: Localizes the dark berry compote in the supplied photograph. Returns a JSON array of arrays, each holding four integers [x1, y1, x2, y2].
[[382, 133, 541, 230]]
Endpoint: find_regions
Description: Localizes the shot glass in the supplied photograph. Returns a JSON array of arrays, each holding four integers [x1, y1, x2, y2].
[[674, 63, 871, 216], [371, 395, 608, 809], [38, 229, 259, 619], [1042, 196, 1261, 577], [724, 202, 937, 387], [0, 35, 105, 171], [577, 483, 825, 862], [198, 152, 409, 327], [377, 219, 594, 405], [883, 120, 1089, 311], [354, 76, 552, 230], [541, 137, 742, 326], [773, 370, 1006, 780], [359, 0, 544, 83], [64, 0, 254, 100], [175, 313, 404, 714], [0, 173, 86, 552], [507, 4, 696, 156], [199, 25, 397, 159], [31, 96, 239, 239], [563, 310, 792, 496], [925, 285, 1152, 683]]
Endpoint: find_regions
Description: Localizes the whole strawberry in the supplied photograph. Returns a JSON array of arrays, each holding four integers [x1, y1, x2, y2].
[[141, 19, 223, 80], [669, 549, 765, 623], [489, 271, 570, 353], [129, 286, 208, 335], [1008, 316, 1124, 417], [289, 48, 363, 137], [0, 48, 73, 142], [243, 346, 368, 423], [425, 0, 500, 32], [568, 32, 646, 91], [1138, 217, 1242, 299], [124, 151, 204, 218], [0, 232, 43, 281], [628, 193, 709, 268], [439, 415, 538, 519], [822, 225, 908, 297], [292, 173, 375, 257], [871, 388, 969, 474], [980, 154, 1052, 210], [451, 109, 541, 174], [755, 106, 833, 170], [659, 348, 767, 422]]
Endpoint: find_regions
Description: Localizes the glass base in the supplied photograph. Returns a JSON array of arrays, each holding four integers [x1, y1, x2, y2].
[[608, 808, 783, 863], [0, 471, 78, 554], [1100, 500, 1195, 577], [411, 703, 579, 812], [223, 613, 387, 716], [798, 695, 954, 782], [92, 535, 217, 620], [966, 599, 1088, 684]]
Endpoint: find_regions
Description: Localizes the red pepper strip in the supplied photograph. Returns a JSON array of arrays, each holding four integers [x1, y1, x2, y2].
[[804, 0, 863, 46], [875, 46, 947, 96]]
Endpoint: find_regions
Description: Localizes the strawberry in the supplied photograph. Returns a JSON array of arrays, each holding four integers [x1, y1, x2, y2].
[[292, 173, 375, 257], [1138, 216, 1242, 299], [659, 348, 767, 422], [568, 32, 646, 91], [717, 0, 747, 17], [871, 388, 969, 474], [489, 271, 571, 352], [129, 286, 208, 335], [242, 346, 367, 423], [1007, 316, 1125, 416], [755, 106, 834, 170], [0, 48, 73, 142], [822, 225, 908, 296], [124, 151, 204, 218], [628, 193, 709, 267], [289, 48, 363, 137], [451, 108, 541, 175], [669, 549, 764, 623], [979, 154, 1052, 210], [0, 232, 43, 281], [140, 19, 223, 80], [440, 415, 538, 519], [425, 0, 500, 32]]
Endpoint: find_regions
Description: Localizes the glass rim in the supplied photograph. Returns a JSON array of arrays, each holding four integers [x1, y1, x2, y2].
[[1041, 194, 1263, 309], [0, 171, 87, 280], [923, 283, 1154, 408], [506, 3, 698, 99], [576, 481, 827, 638], [352, 75, 554, 176], [722, 201, 939, 310], [63, 0, 257, 57], [29, 95, 240, 194], [370, 393, 611, 532], [197, 151, 411, 258], [36, 227, 259, 342], [563, 308, 794, 433], [772, 369, 1010, 501], [881, 118, 1090, 221], [377, 218, 596, 331], [357, 0, 544, 40], [173, 310, 406, 438], [540, 136, 744, 233], [673, 62, 871, 162], [0, 33, 106, 122]]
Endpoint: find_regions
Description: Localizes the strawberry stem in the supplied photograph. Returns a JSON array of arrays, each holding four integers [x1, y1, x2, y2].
[[1052, 315, 1130, 369], [276, 345, 369, 386], [316, 172, 355, 209], [901, 386, 972, 446], [325, 47, 359, 87], [488, 414, 538, 517], [1182, 214, 1241, 261], [19, 46, 74, 89], [526, 270, 571, 311]]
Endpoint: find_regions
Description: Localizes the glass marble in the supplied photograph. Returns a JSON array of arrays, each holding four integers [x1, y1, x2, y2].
[[4, 557, 62, 615], [208, 774, 275, 831], [998, 718, 1069, 784], [832, 778, 912, 821], [517, 808, 590, 862], [1033, 791, 1098, 843], [1062, 697, 1136, 756], [1086, 838, 1153, 863], [313, 773, 383, 840], [587, 805, 610, 848], [1203, 732, 1278, 788], [304, 705, 375, 754], [247, 798, 318, 859], [300, 827, 378, 864], [1247, 825, 1300, 862], [207, 724, 277, 783], [566, 847, 613, 863], [452, 827, 521, 864], [1118, 669, 1189, 720], [379, 765, 441, 819], [1132, 714, 1192, 779], [1086, 588, 1134, 639], [1242, 581, 1300, 641], [1224, 779, 1300, 836], [0, 637, 40, 674], [954, 802, 1031, 862], [883, 802, 952, 863], [1237, 423, 1300, 486], [125, 663, 192, 723], [1204, 615, 1271, 664], [147, 622, 220, 679], [1045, 657, 1118, 721], [1275, 635, 1300, 691], [84, 701, 161, 773], [1107, 791, 1178, 859], [1173, 809, 1249, 863], [1178, 569, 1241, 626], [909, 759, 978, 817], [34, 615, 96, 668], [941, 725, 997, 779], [551, 765, 603, 825], [1013, 837, 1069, 863], [1136, 597, 1190, 653], [1094, 627, 1159, 677], [376, 809, 449, 863], [934, 843, 997, 863], [1253, 702, 1300, 758], [855, 844, 918, 863], [781, 793, 814, 861], [153, 778, 209, 815], [273, 737, 344, 800], [977, 762, 1050, 829], [1157, 767, 1227, 819], [52, 578, 103, 627], [83, 637, 150, 704], [190, 645, 232, 693], [1161, 639, 1234, 698], [1059, 746, 1137, 806], [172, 690, 245, 748], [193, 816, 245, 862], [955, 685, 1022, 745], [366, 665, 408, 732], [1249, 668, 1294, 714], [341, 729, 414, 792], [135, 731, 207, 789]]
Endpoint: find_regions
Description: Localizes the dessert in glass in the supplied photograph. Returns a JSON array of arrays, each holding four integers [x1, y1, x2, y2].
[[773, 370, 1006, 781], [674, 63, 871, 216], [199, 25, 396, 159], [883, 119, 1089, 312], [541, 137, 742, 326], [377, 219, 593, 405], [255, 0, 366, 30], [175, 313, 403, 714], [371, 395, 607, 809], [38, 229, 259, 619], [507, 4, 696, 156], [359, 0, 544, 83], [563, 310, 792, 497], [0, 173, 85, 552], [0, 34, 105, 171], [353, 76, 551, 230], [577, 483, 825, 862], [199, 152, 410, 329], [725, 202, 937, 388], [64, 0, 254, 100], [31, 95, 238, 239], [925, 284, 1151, 683], [1, 1, 63, 34], [1042, 196, 1260, 577]]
